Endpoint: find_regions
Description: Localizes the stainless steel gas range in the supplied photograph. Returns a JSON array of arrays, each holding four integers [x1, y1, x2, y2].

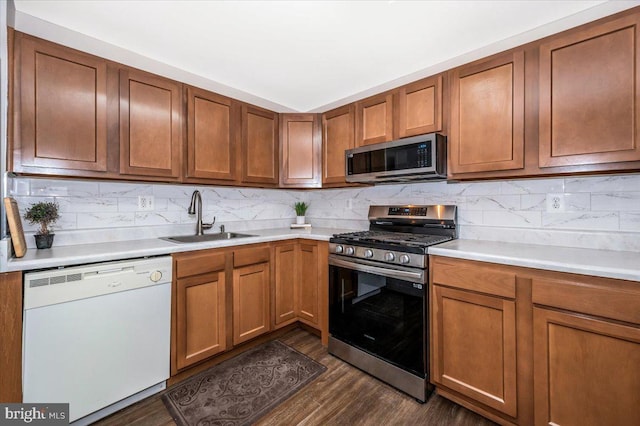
[[328, 204, 457, 402]]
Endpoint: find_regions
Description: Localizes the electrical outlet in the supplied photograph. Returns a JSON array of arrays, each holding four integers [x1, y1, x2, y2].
[[346, 199, 353, 210], [138, 195, 155, 211], [546, 193, 565, 212]]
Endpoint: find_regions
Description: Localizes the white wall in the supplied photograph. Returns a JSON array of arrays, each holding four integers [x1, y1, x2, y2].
[[8, 173, 640, 252]]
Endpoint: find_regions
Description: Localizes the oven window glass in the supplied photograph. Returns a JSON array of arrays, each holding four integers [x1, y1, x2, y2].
[[329, 266, 426, 377]]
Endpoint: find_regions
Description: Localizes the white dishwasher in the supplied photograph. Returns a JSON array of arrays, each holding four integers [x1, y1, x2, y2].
[[22, 256, 172, 425]]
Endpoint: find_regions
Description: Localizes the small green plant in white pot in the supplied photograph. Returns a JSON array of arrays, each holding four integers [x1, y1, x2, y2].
[[294, 202, 309, 225], [24, 201, 60, 249]]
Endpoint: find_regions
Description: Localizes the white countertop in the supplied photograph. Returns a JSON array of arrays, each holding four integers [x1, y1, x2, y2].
[[429, 239, 640, 282], [7, 229, 640, 282], [6, 227, 352, 272]]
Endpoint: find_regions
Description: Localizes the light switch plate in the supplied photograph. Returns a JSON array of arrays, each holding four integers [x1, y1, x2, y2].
[[138, 195, 154, 211]]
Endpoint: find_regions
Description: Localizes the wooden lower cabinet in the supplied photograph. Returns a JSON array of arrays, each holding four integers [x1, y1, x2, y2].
[[297, 242, 320, 325], [431, 258, 518, 420], [272, 240, 328, 340], [431, 255, 640, 426], [233, 261, 271, 345], [232, 245, 271, 345], [175, 271, 226, 370], [0, 271, 23, 402], [172, 240, 328, 376], [432, 285, 517, 417], [172, 249, 228, 373], [533, 308, 640, 426], [273, 243, 297, 327], [531, 272, 640, 426]]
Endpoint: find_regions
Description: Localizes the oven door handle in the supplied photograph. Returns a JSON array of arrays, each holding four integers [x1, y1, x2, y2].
[[329, 256, 425, 283]]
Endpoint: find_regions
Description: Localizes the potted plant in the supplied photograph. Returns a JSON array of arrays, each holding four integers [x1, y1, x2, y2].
[[24, 201, 60, 249], [294, 201, 309, 225]]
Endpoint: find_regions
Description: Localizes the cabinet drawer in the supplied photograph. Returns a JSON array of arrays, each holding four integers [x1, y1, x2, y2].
[[431, 257, 516, 298], [174, 250, 226, 279], [532, 276, 640, 325], [233, 245, 270, 268]]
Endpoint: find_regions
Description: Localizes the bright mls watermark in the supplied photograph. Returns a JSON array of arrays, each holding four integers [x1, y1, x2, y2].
[[0, 404, 68, 425]]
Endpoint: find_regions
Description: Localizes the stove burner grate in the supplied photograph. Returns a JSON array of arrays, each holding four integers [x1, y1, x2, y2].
[[334, 230, 452, 248]]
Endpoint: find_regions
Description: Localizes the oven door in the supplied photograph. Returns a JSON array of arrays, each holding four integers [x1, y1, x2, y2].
[[328, 255, 427, 377]]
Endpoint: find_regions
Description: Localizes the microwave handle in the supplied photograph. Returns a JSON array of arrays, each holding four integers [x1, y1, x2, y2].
[[329, 256, 425, 283]]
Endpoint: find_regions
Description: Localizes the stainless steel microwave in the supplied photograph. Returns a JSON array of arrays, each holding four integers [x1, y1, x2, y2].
[[345, 133, 446, 183]]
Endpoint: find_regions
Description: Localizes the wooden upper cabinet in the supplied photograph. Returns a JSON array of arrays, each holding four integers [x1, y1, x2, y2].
[[449, 51, 525, 175], [322, 104, 355, 186], [398, 75, 443, 138], [356, 92, 394, 146], [241, 105, 279, 185], [279, 113, 321, 188], [186, 86, 238, 182], [539, 13, 640, 168], [120, 68, 182, 179], [15, 34, 108, 174]]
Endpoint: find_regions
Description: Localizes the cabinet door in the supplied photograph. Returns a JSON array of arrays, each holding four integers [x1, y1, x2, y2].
[[297, 242, 319, 325], [322, 104, 355, 186], [175, 271, 226, 370], [432, 285, 517, 417], [120, 68, 182, 179], [0, 272, 23, 402], [273, 243, 297, 326], [241, 105, 279, 185], [16, 35, 108, 173], [533, 308, 640, 426], [398, 75, 443, 138], [233, 262, 271, 345], [449, 51, 525, 175], [355, 93, 394, 146], [186, 86, 238, 182], [280, 114, 321, 188], [539, 14, 640, 168]]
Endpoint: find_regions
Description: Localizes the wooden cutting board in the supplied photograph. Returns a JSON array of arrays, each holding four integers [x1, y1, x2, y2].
[[4, 197, 27, 258]]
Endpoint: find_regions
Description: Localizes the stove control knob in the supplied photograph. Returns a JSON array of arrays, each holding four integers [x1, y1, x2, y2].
[[384, 252, 395, 262], [399, 254, 411, 264], [364, 249, 374, 258], [334, 245, 344, 254], [345, 247, 355, 255]]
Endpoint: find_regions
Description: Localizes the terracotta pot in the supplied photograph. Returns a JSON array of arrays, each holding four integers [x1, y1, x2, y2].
[[34, 234, 55, 249]]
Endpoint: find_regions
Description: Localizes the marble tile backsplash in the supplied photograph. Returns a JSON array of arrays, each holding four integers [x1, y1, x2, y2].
[[7, 173, 640, 252]]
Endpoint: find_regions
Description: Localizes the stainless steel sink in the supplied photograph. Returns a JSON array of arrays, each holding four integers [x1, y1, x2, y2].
[[161, 232, 257, 244]]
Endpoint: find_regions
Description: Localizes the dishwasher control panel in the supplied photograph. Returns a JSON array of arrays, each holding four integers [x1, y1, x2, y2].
[[23, 256, 172, 310]]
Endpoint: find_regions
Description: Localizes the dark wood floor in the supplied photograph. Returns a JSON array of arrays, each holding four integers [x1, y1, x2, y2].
[[95, 328, 496, 426]]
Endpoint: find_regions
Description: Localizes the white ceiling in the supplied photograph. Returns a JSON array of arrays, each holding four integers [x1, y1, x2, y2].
[[11, 1, 639, 112]]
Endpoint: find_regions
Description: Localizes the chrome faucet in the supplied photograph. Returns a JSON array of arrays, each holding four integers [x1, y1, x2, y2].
[[188, 190, 215, 236]]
